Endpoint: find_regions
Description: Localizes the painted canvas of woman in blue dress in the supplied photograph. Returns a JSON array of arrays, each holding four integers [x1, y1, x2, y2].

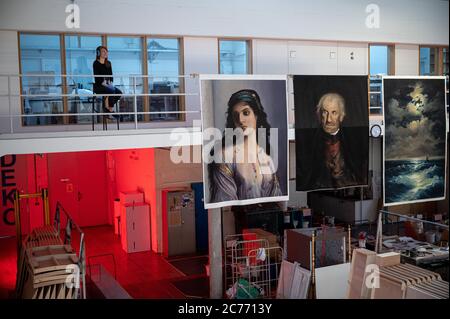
[[208, 89, 282, 204]]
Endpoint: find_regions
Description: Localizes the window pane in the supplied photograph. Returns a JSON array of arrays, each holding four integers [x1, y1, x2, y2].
[[443, 47, 449, 76], [65, 35, 102, 124], [20, 34, 63, 126], [420, 47, 439, 75], [219, 40, 248, 74], [370, 45, 388, 75], [444, 48, 449, 114], [106, 36, 144, 122], [147, 38, 181, 121], [369, 45, 389, 115]]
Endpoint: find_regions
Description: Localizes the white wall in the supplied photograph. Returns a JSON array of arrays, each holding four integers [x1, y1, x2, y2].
[[253, 40, 289, 75], [395, 44, 420, 75], [0, 31, 20, 133], [0, 0, 448, 45], [288, 41, 339, 75], [337, 42, 368, 75]]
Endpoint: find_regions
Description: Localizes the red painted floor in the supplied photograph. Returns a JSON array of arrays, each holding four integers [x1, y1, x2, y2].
[[0, 225, 203, 299]]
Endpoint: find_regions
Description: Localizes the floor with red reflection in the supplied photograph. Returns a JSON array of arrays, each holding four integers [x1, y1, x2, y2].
[[0, 225, 207, 299]]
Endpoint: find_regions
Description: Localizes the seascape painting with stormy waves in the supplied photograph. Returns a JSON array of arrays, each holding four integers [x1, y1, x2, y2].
[[383, 77, 447, 206]]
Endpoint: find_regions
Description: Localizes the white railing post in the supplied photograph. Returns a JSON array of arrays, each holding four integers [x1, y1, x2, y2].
[[133, 76, 138, 129], [8, 75, 13, 133]]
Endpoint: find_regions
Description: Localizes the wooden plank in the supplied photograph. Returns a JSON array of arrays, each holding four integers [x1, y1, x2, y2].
[[57, 284, 66, 299], [29, 245, 74, 258], [33, 269, 68, 281], [393, 264, 436, 282], [290, 263, 310, 299], [66, 287, 73, 299], [33, 278, 74, 289], [372, 276, 406, 299], [315, 263, 351, 299], [50, 284, 56, 299], [28, 253, 78, 274], [415, 281, 448, 297], [406, 285, 441, 299], [347, 248, 376, 299], [376, 252, 400, 267], [33, 274, 72, 285], [381, 267, 414, 285], [37, 287, 44, 299], [276, 260, 294, 299], [411, 282, 447, 299], [399, 263, 441, 280], [382, 267, 420, 285]]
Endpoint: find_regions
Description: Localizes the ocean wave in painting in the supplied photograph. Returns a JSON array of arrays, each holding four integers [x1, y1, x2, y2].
[[385, 159, 445, 204]]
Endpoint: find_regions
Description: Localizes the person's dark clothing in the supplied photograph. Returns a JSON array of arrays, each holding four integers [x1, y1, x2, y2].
[[296, 126, 368, 191], [93, 60, 121, 109], [93, 60, 113, 90]]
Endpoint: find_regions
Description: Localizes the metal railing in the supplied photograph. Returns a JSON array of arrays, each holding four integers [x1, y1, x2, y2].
[[55, 201, 87, 299], [0, 73, 201, 134], [375, 209, 449, 253]]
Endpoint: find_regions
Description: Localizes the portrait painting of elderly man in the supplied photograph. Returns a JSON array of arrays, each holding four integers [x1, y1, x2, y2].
[[293, 75, 369, 191]]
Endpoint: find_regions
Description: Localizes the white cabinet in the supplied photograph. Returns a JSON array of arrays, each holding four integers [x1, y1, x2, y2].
[[120, 202, 151, 253], [120, 191, 145, 205]]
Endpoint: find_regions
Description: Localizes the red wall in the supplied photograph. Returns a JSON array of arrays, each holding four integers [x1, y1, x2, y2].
[[0, 154, 47, 236], [1, 149, 157, 243], [47, 151, 108, 227], [110, 149, 156, 251]]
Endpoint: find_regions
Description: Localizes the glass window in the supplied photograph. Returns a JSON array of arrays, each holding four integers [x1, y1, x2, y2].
[[370, 45, 389, 75], [444, 48, 449, 114], [106, 36, 144, 122], [147, 38, 181, 121], [442, 47, 449, 76], [65, 35, 102, 123], [219, 40, 249, 74], [19, 34, 63, 126], [420, 47, 439, 75], [369, 45, 391, 115], [369, 45, 390, 114]]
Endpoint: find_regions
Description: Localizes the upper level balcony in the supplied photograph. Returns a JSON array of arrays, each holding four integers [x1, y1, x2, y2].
[[0, 73, 389, 157]]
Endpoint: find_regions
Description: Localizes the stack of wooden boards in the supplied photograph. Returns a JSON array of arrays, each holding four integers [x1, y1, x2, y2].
[[348, 248, 448, 299], [16, 226, 81, 299]]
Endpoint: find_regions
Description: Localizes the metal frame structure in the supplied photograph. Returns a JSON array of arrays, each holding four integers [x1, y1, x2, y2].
[[375, 209, 449, 253], [224, 233, 283, 299], [13, 189, 50, 251]]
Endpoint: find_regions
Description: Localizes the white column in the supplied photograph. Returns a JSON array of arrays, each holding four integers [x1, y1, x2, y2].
[[208, 208, 223, 298]]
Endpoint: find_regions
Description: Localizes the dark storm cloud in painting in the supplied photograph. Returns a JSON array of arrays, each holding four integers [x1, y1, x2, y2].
[[384, 79, 446, 160]]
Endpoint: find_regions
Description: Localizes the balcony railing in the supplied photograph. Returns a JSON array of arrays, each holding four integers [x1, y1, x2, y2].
[[0, 73, 201, 134]]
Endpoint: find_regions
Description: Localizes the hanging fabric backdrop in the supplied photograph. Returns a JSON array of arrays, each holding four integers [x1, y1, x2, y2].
[[293, 75, 369, 192], [383, 76, 447, 206], [200, 75, 289, 210]]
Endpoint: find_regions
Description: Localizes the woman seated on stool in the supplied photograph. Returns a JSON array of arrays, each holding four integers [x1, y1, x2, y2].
[[93, 46, 122, 113]]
